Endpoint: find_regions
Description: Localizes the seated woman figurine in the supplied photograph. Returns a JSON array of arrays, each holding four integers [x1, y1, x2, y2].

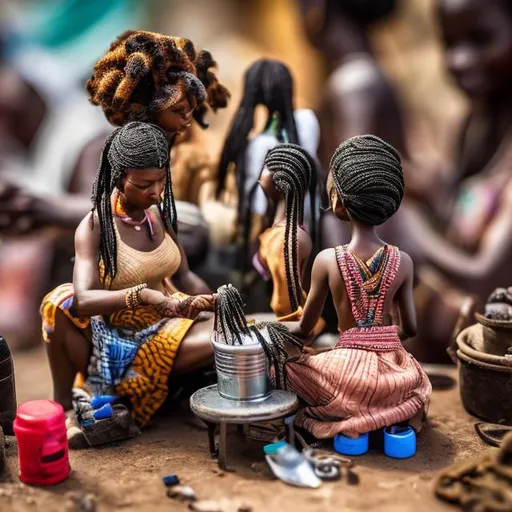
[[41, 122, 216, 427], [286, 135, 431, 439], [253, 143, 323, 333]]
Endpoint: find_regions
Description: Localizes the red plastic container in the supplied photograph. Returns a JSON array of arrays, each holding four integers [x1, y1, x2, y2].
[[13, 400, 70, 485]]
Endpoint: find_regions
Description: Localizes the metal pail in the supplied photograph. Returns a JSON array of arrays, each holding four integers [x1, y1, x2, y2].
[[211, 332, 270, 401]]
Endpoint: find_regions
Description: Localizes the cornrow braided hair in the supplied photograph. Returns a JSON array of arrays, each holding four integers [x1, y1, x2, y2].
[[329, 134, 404, 226], [261, 143, 314, 312], [91, 122, 176, 284], [216, 59, 299, 210], [213, 284, 302, 390], [87, 30, 230, 127]]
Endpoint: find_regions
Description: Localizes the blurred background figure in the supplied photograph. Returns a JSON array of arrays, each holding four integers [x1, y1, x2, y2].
[[381, 0, 512, 362], [0, 0, 143, 349]]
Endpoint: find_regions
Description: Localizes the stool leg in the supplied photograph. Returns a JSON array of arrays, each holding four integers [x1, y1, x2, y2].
[[206, 422, 218, 459], [218, 422, 230, 472]]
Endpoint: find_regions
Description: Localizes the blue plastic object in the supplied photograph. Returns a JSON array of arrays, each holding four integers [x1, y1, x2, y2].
[[333, 432, 369, 456], [91, 395, 118, 409], [384, 425, 416, 459], [92, 403, 114, 420], [162, 474, 180, 487], [263, 441, 288, 455]]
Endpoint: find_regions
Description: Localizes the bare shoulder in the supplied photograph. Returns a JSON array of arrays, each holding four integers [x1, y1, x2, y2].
[[74, 212, 100, 254], [314, 248, 337, 268], [398, 250, 414, 279]]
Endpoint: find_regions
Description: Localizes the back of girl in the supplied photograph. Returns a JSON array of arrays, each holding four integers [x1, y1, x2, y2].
[[286, 135, 431, 441]]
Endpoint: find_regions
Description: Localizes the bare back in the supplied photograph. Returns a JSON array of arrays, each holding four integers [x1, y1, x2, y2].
[[300, 242, 416, 339]]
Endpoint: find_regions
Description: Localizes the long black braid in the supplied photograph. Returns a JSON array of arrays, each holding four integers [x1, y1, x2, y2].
[[216, 59, 299, 216], [213, 284, 302, 390], [90, 121, 177, 284], [329, 134, 404, 226], [261, 143, 313, 312]]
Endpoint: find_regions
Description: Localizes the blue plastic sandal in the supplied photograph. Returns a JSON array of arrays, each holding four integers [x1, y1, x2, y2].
[[384, 425, 416, 459], [333, 432, 369, 456]]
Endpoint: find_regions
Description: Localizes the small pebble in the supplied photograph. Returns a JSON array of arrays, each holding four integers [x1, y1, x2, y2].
[[162, 474, 180, 486], [26, 497, 36, 506], [188, 500, 222, 512], [238, 502, 253, 512], [167, 485, 198, 502], [76, 494, 97, 512]]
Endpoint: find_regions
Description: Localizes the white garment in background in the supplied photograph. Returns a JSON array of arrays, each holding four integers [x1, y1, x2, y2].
[[244, 109, 320, 218]]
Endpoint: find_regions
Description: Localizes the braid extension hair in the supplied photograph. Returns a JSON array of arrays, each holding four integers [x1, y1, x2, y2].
[[329, 134, 404, 226], [216, 59, 299, 212], [87, 30, 230, 127], [91, 122, 176, 284], [261, 143, 313, 312], [213, 285, 302, 390]]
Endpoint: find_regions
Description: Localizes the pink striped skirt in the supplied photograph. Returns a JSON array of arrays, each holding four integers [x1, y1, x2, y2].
[[286, 326, 431, 439]]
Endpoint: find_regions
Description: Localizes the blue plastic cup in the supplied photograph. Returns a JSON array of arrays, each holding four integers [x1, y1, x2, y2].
[[92, 403, 114, 421], [384, 425, 416, 459], [333, 432, 369, 456], [91, 395, 118, 409]]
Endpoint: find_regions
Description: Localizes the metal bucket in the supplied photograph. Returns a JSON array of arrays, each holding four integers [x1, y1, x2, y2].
[[211, 332, 270, 402]]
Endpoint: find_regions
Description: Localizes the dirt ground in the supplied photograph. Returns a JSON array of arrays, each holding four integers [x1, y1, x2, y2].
[[0, 346, 493, 512]]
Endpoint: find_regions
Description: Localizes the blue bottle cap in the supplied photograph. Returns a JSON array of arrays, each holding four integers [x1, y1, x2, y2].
[[93, 403, 114, 420], [91, 395, 118, 409], [384, 425, 416, 459], [333, 432, 369, 456], [162, 474, 180, 487]]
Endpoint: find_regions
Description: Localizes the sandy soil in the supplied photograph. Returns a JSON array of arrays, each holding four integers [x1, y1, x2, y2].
[[0, 346, 493, 512]]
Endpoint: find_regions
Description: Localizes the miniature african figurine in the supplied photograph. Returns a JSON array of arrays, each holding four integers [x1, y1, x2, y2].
[[41, 122, 216, 427], [253, 143, 323, 334], [216, 59, 319, 246], [286, 135, 431, 439]]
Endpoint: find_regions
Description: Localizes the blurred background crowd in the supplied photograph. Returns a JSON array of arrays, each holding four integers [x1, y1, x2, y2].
[[1, 0, 511, 364]]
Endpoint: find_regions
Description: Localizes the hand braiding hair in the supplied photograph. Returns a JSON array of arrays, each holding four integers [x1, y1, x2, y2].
[[213, 285, 302, 389], [262, 143, 314, 312], [329, 134, 404, 226], [91, 122, 176, 284], [87, 30, 230, 127]]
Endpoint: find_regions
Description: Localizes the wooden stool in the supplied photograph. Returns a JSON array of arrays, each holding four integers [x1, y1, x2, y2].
[[190, 385, 299, 471]]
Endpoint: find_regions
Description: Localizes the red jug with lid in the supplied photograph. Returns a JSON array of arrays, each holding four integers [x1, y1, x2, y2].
[[14, 400, 69, 485]]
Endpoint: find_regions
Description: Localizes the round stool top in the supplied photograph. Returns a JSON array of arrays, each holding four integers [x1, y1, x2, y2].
[[190, 385, 299, 424]]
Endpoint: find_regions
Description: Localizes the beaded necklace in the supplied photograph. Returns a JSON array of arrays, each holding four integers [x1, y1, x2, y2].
[[113, 192, 154, 238]]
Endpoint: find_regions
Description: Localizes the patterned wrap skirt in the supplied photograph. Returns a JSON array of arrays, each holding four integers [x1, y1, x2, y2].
[[41, 283, 194, 426]]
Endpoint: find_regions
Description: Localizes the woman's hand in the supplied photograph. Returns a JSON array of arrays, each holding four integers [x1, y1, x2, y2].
[[141, 290, 216, 320]]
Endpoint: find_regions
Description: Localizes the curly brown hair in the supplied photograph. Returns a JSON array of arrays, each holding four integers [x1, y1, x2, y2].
[[86, 30, 230, 127]]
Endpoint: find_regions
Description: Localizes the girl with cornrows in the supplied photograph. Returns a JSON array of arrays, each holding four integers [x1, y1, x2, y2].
[[41, 122, 216, 427], [287, 135, 431, 440], [254, 144, 323, 333]]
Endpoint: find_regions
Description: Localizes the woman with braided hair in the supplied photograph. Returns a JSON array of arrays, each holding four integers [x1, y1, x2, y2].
[[253, 143, 324, 334], [216, 59, 319, 248], [86, 29, 229, 133], [286, 134, 431, 440], [41, 122, 217, 428]]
